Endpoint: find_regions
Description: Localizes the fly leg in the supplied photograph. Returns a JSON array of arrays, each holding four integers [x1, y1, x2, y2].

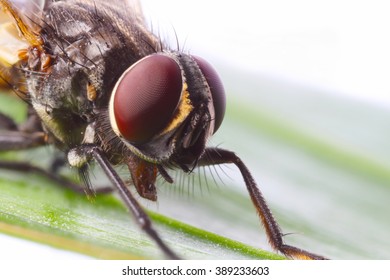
[[0, 110, 47, 151], [0, 111, 110, 193], [68, 144, 181, 260], [0, 160, 94, 193], [48, 155, 114, 194], [0, 111, 18, 130], [199, 147, 327, 260]]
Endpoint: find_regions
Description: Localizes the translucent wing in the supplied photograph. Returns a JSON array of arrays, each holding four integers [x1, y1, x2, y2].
[[0, 0, 44, 89], [0, 0, 44, 50]]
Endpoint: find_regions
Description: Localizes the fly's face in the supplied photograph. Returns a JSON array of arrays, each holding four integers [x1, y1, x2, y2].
[[109, 51, 226, 169]]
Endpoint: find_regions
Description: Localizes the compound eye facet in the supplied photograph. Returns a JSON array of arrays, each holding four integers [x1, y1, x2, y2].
[[112, 54, 182, 144], [193, 56, 226, 134]]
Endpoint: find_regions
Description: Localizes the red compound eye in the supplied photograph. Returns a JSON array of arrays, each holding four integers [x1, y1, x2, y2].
[[192, 56, 226, 134], [112, 54, 182, 144]]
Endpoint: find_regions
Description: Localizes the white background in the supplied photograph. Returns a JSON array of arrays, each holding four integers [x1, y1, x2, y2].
[[142, 0, 390, 107]]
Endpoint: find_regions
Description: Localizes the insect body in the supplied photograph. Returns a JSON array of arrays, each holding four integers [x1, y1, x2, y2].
[[0, 0, 325, 259]]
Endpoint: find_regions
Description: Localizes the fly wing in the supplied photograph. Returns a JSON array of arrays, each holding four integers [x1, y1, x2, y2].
[[0, 0, 44, 49], [0, 0, 45, 90], [0, 16, 27, 67]]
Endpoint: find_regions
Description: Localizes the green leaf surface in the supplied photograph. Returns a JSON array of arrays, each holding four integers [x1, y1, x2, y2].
[[1, 65, 390, 259]]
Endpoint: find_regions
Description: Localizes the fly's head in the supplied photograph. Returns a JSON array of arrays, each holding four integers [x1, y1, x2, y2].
[[108, 51, 226, 171], [0, 0, 226, 201]]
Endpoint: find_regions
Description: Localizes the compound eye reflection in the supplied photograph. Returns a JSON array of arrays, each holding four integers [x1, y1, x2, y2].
[[111, 54, 182, 144], [192, 56, 226, 134]]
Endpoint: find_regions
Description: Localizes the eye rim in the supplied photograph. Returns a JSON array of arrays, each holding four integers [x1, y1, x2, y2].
[[192, 55, 226, 134], [109, 54, 183, 144]]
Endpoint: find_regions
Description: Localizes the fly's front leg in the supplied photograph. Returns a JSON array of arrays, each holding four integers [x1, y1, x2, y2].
[[68, 144, 181, 260], [199, 147, 327, 260]]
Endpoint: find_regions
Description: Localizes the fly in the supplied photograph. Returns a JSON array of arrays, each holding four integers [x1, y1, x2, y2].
[[0, 0, 326, 259]]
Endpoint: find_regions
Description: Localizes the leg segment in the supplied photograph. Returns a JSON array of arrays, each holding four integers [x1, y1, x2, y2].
[[77, 144, 180, 260], [0, 112, 18, 130], [0, 110, 46, 151], [0, 130, 46, 151], [199, 147, 327, 260], [0, 112, 111, 194], [0, 160, 90, 193]]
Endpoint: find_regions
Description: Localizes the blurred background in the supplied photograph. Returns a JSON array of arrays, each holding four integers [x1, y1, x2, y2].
[[1, 0, 390, 259], [143, 0, 390, 107]]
